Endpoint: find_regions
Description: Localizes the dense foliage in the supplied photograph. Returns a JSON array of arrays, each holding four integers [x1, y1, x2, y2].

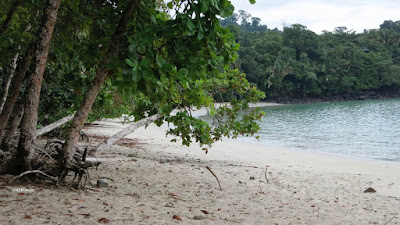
[[0, 0, 264, 157], [221, 13, 400, 100]]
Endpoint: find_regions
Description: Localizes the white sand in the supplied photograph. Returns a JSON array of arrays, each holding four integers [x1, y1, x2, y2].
[[1, 105, 400, 224]]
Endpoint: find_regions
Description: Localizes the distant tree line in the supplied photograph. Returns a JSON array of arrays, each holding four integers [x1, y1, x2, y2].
[[221, 12, 400, 101]]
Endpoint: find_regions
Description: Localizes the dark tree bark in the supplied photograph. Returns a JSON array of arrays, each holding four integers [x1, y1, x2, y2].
[[0, 45, 34, 141], [16, 0, 62, 171], [61, 0, 139, 170], [0, 0, 22, 36], [1, 100, 24, 151]]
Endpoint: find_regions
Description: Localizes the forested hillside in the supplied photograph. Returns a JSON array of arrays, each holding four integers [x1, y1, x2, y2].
[[222, 12, 400, 102]]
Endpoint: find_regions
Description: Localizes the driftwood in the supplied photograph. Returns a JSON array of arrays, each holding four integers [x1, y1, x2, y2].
[[94, 114, 162, 152], [8, 170, 57, 183], [36, 113, 75, 137]]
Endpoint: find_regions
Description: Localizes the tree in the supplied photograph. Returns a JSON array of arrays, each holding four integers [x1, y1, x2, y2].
[[0, 0, 265, 184], [16, 0, 62, 171]]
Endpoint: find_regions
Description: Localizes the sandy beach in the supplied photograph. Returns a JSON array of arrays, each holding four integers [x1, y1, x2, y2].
[[1, 105, 400, 224]]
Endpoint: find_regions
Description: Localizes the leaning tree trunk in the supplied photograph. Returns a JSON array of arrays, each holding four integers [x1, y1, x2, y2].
[[0, 24, 32, 114], [16, 0, 62, 172], [1, 100, 24, 151], [61, 0, 139, 171], [0, 45, 34, 141], [0, 51, 20, 114], [95, 114, 162, 152]]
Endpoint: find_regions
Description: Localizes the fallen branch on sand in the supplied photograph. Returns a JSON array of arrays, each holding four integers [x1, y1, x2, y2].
[[385, 214, 398, 225], [9, 170, 57, 183], [94, 114, 162, 152], [206, 166, 222, 191], [258, 166, 269, 192]]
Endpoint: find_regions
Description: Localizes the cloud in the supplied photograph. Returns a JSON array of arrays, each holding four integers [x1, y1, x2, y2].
[[231, 0, 400, 33]]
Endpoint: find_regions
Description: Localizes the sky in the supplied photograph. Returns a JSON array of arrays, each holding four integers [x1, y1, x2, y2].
[[230, 0, 400, 33]]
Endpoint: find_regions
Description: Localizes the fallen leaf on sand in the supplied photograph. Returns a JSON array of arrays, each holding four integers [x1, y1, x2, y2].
[[172, 215, 182, 221], [79, 213, 90, 218], [24, 215, 32, 219], [364, 187, 376, 193], [201, 210, 209, 214], [75, 198, 85, 202], [98, 217, 110, 223]]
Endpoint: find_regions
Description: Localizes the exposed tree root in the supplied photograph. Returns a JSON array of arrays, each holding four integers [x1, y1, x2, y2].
[[8, 170, 57, 183], [1, 138, 101, 189]]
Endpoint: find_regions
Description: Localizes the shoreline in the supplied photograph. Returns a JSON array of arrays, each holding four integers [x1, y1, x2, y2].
[[1, 116, 400, 224], [197, 101, 400, 165], [84, 119, 400, 190], [237, 135, 400, 166]]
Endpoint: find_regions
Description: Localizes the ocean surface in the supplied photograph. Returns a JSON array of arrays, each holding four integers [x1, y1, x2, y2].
[[241, 99, 400, 163]]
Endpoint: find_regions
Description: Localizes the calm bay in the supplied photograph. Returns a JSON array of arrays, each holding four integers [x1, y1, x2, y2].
[[241, 98, 400, 163]]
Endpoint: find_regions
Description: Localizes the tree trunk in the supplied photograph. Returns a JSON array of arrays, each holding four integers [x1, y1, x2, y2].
[[36, 113, 75, 137], [62, 0, 139, 168], [95, 114, 162, 152], [0, 45, 34, 141], [1, 100, 24, 151], [0, 51, 20, 114], [1, 24, 32, 113], [0, 0, 22, 36], [16, 0, 62, 171]]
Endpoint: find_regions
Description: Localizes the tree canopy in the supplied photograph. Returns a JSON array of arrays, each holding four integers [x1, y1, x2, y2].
[[221, 14, 400, 100], [0, 0, 265, 182]]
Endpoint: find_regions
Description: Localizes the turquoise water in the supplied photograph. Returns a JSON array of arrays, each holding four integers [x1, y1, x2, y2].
[[243, 99, 400, 162]]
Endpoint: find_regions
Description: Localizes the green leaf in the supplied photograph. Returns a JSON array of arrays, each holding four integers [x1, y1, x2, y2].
[[186, 19, 195, 31], [201, 1, 209, 13], [178, 68, 188, 77], [126, 58, 136, 67], [128, 44, 136, 52], [132, 72, 141, 82], [167, 2, 173, 9], [162, 63, 173, 72]]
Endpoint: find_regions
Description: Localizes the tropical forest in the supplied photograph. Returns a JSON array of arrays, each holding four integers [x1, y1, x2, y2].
[[221, 11, 400, 102]]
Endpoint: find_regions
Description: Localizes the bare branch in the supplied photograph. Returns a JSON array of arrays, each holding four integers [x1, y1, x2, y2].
[[36, 113, 75, 137], [206, 166, 222, 191], [8, 170, 57, 183], [94, 114, 162, 152]]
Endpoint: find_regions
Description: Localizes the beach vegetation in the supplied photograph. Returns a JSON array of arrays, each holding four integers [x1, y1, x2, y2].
[[0, 0, 265, 185]]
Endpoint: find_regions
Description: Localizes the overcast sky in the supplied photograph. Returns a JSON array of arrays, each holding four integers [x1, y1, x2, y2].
[[230, 0, 400, 33]]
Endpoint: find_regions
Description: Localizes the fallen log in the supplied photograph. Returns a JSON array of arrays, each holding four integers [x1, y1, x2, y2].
[[36, 113, 75, 137], [94, 114, 162, 152]]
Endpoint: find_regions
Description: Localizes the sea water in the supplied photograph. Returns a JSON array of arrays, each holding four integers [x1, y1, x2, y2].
[[242, 98, 400, 163]]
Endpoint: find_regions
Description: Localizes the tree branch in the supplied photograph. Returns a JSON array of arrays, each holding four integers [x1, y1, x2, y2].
[[8, 170, 57, 183], [94, 114, 162, 152], [36, 113, 75, 137]]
